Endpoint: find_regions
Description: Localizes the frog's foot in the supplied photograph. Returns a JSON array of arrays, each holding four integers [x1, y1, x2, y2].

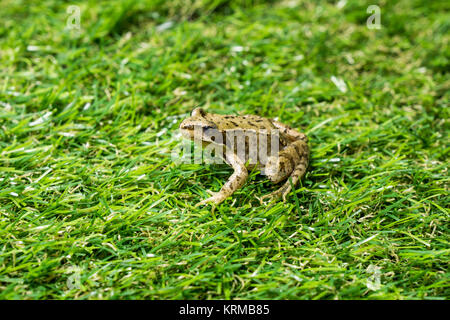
[[195, 190, 227, 207], [259, 185, 292, 204], [195, 153, 248, 207]]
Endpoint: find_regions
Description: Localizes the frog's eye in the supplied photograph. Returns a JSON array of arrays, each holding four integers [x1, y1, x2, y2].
[[192, 108, 206, 117]]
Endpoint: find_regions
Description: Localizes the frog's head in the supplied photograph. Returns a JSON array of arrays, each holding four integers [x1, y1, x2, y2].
[[179, 108, 221, 144]]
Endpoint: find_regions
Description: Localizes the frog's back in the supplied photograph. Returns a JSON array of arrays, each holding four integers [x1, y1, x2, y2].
[[205, 113, 275, 132]]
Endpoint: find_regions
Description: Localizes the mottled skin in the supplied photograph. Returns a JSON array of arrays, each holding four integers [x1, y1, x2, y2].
[[180, 108, 309, 206]]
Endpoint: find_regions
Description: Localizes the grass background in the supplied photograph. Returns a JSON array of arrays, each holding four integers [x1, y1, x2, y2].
[[0, 0, 448, 299]]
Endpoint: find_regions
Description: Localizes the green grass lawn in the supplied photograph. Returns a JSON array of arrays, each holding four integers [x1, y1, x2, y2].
[[0, 0, 449, 299]]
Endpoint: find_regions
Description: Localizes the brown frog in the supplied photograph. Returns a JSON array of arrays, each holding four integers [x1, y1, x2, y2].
[[179, 108, 309, 206]]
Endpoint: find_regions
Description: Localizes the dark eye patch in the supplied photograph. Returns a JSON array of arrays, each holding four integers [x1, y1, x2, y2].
[[181, 124, 194, 130]]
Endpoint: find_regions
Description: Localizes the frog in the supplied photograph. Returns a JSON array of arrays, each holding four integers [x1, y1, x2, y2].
[[179, 107, 309, 206]]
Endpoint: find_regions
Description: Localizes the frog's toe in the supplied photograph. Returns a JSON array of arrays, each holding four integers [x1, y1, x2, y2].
[[194, 201, 206, 207], [260, 185, 292, 204], [281, 187, 292, 202], [195, 198, 214, 207], [257, 195, 264, 204], [206, 189, 218, 196], [258, 195, 269, 205], [259, 193, 279, 205], [195, 193, 226, 207]]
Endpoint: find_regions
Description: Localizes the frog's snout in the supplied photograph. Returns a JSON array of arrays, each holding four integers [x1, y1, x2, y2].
[[179, 119, 189, 129], [179, 120, 196, 140]]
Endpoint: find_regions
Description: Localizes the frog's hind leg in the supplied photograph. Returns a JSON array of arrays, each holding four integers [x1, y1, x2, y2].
[[195, 151, 248, 207], [261, 160, 308, 203], [260, 139, 309, 203]]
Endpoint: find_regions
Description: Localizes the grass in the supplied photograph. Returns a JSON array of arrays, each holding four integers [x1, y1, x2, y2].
[[0, 0, 449, 299]]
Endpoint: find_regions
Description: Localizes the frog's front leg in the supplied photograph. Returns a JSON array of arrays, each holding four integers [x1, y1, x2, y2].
[[195, 151, 248, 207]]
